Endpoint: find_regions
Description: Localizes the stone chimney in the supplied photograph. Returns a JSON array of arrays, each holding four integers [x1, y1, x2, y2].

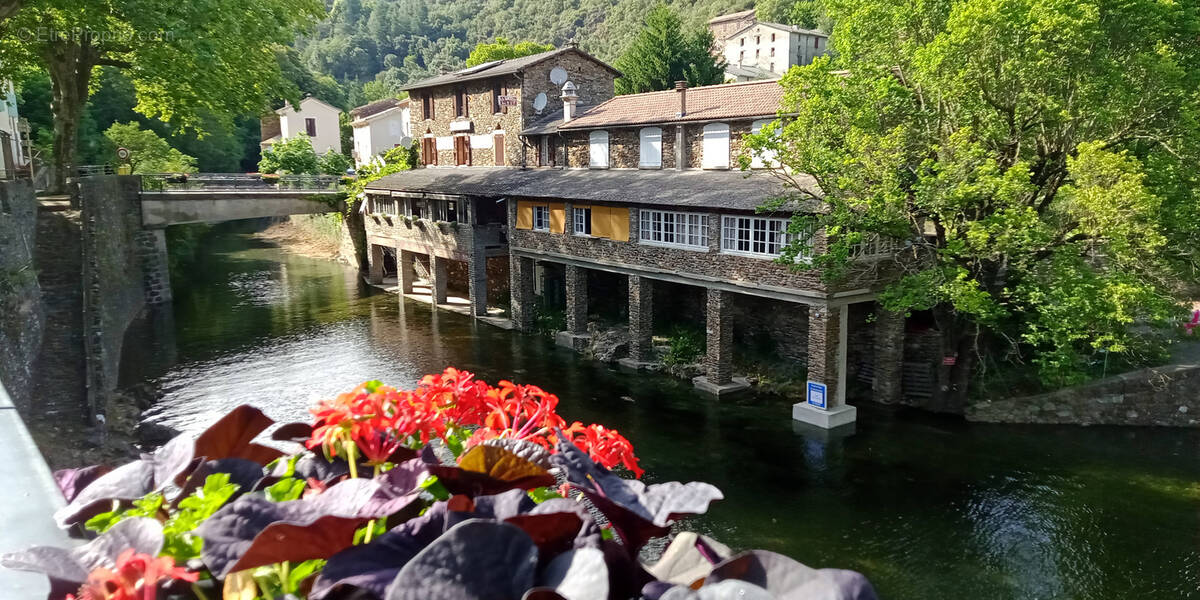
[[675, 80, 688, 117], [562, 81, 579, 122]]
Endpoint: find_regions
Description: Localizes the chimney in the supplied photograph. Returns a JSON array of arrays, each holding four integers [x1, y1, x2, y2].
[[675, 80, 688, 117], [561, 81, 579, 122]]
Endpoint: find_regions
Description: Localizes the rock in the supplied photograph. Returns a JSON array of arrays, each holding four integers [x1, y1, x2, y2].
[[136, 421, 181, 446], [586, 327, 630, 363]]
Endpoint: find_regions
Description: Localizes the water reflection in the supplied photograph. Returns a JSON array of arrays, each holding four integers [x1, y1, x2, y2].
[[122, 231, 1200, 600]]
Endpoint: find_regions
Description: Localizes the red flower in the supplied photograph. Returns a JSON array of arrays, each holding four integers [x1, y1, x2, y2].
[[75, 549, 197, 600]]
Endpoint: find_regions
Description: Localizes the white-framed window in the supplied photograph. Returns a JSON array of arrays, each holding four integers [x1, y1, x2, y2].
[[533, 205, 550, 231], [573, 206, 592, 235], [589, 130, 609, 168], [720, 215, 813, 260], [852, 234, 901, 259], [639, 210, 708, 250], [750, 119, 779, 169], [639, 127, 662, 168], [702, 123, 730, 169]]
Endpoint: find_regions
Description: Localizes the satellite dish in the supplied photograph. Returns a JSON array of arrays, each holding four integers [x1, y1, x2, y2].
[[549, 67, 568, 85], [533, 92, 548, 113]]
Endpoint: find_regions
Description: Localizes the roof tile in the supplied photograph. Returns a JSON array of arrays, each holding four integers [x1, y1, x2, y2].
[[559, 80, 784, 130]]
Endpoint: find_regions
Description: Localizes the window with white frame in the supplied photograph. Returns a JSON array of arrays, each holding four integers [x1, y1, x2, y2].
[[639, 210, 708, 249], [852, 234, 901, 258], [639, 127, 662, 168], [701, 123, 730, 169], [589, 130, 609, 168], [721, 215, 813, 259], [573, 206, 592, 235], [533, 205, 550, 231], [750, 119, 779, 169]]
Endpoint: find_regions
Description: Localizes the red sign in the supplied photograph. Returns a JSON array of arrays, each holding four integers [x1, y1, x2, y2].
[[498, 95, 519, 107], [942, 356, 958, 366]]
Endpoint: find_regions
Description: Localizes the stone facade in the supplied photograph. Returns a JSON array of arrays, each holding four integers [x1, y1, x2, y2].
[[704, 289, 734, 384], [628, 275, 653, 361], [806, 305, 846, 407], [510, 255, 536, 330], [872, 307, 905, 404], [967, 363, 1200, 427], [564, 264, 588, 334], [0, 180, 44, 409], [561, 120, 758, 171], [731, 294, 809, 363]]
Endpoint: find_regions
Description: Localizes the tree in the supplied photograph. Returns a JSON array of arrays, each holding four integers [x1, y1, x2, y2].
[[744, 0, 1200, 404], [465, 38, 555, 68], [613, 5, 726, 95], [103, 122, 197, 173], [756, 0, 829, 31], [258, 135, 319, 175], [317, 149, 352, 176], [0, 0, 324, 191]]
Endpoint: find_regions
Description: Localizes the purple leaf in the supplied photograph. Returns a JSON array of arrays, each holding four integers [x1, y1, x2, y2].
[[1, 518, 163, 592], [538, 547, 607, 600], [53, 465, 112, 503], [644, 532, 732, 586], [384, 519, 539, 600], [53, 459, 155, 527], [705, 550, 879, 600]]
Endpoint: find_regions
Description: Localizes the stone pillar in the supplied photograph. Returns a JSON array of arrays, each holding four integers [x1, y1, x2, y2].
[[795, 303, 856, 428], [430, 254, 448, 304], [704, 288, 734, 385], [628, 275, 654, 362], [564, 264, 588, 334], [398, 249, 415, 294], [467, 245, 488, 317], [135, 229, 172, 305], [368, 244, 384, 284], [510, 255, 535, 332], [873, 304, 905, 404]]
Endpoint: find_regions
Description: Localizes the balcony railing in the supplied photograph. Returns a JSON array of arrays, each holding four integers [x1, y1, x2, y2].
[[140, 173, 346, 192]]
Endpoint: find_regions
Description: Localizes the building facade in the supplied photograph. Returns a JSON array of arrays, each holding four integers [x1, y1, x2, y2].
[[260, 96, 343, 156], [350, 98, 412, 168], [720, 20, 830, 80], [363, 49, 911, 430]]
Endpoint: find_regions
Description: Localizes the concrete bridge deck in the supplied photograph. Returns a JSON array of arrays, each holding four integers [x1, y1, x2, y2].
[[140, 188, 343, 227]]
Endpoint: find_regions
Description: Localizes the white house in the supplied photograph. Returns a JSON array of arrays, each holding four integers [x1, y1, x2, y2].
[[0, 81, 26, 178], [349, 97, 411, 168], [721, 21, 830, 80], [260, 96, 343, 156]]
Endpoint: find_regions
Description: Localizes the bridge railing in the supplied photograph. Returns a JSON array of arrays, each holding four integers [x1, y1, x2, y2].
[[140, 173, 346, 192]]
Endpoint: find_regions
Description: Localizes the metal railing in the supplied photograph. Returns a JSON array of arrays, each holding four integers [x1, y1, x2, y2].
[[140, 172, 347, 192], [73, 164, 115, 177]]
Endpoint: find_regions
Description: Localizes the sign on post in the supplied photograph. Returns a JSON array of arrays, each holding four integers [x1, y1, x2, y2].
[[806, 381, 827, 410]]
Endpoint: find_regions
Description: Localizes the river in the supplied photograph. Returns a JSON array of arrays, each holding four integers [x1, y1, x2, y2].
[[120, 227, 1200, 600]]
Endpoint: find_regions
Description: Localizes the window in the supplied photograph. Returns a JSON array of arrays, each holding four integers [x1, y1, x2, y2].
[[305, 118, 317, 137], [750, 119, 779, 169], [770, 47, 775, 56], [815, 37, 820, 48], [739, 51, 744, 63], [639, 210, 708, 249], [410, 199, 426, 219], [446, 200, 458, 223], [771, 33, 776, 42], [491, 84, 509, 114], [453, 136, 471, 165], [755, 35, 760, 44], [573, 207, 592, 235], [770, 63, 775, 72], [701, 123, 730, 169], [756, 49, 760, 58], [721, 216, 812, 259], [421, 137, 437, 166], [422, 95, 433, 120], [454, 89, 467, 118], [533, 205, 550, 231], [494, 132, 505, 166], [740, 38, 744, 46], [639, 127, 662, 168], [589, 130, 609, 168], [853, 235, 901, 258]]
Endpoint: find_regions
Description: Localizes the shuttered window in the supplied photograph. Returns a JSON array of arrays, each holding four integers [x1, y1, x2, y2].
[[453, 136, 471, 166], [589, 131, 609, 168], [421, 137, 437, 166], [750, 119, 779, 169], [702, 123, 730, 169], [494, 132, 505, 166], [639, 127, 662, 168]]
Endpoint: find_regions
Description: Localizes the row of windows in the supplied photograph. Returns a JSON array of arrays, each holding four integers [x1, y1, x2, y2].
[[738, 34, 823, 49], [586, 121, 778, 170], [419, 84, 511, 121], [639, 210, 708, 249]]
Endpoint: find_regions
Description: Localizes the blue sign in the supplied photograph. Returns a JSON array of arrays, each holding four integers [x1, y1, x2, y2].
[[807, 381, 827, 410]]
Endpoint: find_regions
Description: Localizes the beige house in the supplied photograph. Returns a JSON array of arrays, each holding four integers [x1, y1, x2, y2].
[[722, 21, 830, 80], [260, 96, 343, 156], [350, 98, 412, 168]]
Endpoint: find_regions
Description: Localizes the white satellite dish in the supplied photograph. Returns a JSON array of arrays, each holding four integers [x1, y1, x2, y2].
[[549, 67, 568, 85], [533, 92, 548, 113]]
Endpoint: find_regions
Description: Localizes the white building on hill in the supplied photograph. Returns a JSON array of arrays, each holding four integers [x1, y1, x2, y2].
[[349, 97, 411, 168], [260, 96, 343, 156], [712, 16, 831, 81]]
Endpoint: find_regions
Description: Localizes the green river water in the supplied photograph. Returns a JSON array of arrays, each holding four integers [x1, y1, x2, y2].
[[121, 229, 1200, 600]]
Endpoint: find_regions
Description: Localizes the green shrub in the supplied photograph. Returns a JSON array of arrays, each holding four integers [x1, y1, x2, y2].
[[532, 300, 566, 339], [662, 325, 705, 366]]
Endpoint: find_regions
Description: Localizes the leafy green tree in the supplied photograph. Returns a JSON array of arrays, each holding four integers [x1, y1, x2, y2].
[[614, 5, 726, 95], [744, 0, 1200, 401], [317, 149, 353, 176], [465, 38, 555, 68], [258, 135, 319, 175], [756, 0, 829, 31], [103, 122, 197, 173], [0, 0, 324, 191]]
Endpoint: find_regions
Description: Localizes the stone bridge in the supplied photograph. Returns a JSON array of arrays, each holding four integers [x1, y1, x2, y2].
[[139, 174, 344, 228]]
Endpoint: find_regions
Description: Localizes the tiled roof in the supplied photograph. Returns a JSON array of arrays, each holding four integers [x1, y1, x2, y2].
[[401, 47, 622, 92], [558, 80, 784, 130], [725, 21, 827, 39], [708, 9, 755, 24], [364, 167, 819, 212], [350, 97, 407, 119]]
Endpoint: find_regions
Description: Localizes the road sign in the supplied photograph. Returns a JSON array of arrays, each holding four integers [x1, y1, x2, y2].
[[116, 147, 131, 161], [806, 381, 827, 410]]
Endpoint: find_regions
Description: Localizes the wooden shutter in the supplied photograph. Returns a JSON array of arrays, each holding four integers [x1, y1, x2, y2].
[[608, 206, 630, 241], [494, 133, 505, 166], [516, 201, 533, 230], [591, 206, 611, 239], [549, 203, 566, 234]]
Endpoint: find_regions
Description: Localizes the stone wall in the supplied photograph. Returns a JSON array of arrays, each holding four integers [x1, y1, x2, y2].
[[78, 176, 153, 419], [732, 294, 809, 363], [0, 181, 44, 409], [966, 363, 1200, 427]]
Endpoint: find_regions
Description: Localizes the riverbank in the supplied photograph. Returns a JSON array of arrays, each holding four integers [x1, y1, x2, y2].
[[253, 217, 344, 261]]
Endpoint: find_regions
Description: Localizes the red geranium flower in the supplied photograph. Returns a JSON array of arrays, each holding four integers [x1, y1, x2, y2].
[[74, 549, 197, 600]]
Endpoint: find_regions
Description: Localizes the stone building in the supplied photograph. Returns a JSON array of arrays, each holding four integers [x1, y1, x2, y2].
[[364, 49, 909, 429]]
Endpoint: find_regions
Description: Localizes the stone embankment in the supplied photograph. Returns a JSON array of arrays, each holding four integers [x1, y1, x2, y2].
[[967, 362, 1200, 427], [0, 181, 44, 410]]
